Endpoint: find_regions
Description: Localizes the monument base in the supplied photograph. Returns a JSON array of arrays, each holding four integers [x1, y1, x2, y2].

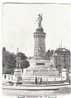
[[22, 58, 62, 85], [13, 68, 22, 84]]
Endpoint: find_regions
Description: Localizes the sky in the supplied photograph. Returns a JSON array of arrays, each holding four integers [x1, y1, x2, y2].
[[2, 3, 71, 56]]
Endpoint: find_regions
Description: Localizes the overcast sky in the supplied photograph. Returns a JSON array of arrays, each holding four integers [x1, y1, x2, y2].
[[2, 3, 71, 56]]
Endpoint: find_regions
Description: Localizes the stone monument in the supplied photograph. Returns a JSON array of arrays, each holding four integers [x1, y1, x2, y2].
[[13, 48, 22, 85], [22, 14, 60, 85], [34, 14, 46, 59]]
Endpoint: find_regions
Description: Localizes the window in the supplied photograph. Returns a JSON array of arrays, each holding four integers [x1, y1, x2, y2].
[[36, 63, 45, 65]]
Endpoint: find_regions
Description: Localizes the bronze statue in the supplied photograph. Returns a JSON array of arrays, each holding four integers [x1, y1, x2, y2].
[[37, 14, 42, 27], [16, 48, 21, 68]]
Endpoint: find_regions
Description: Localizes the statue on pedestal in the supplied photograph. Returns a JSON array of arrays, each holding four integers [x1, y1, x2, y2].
[[37, 14, 42, 28], [13, 48, 22, 85], [16, 48, 21, 68]]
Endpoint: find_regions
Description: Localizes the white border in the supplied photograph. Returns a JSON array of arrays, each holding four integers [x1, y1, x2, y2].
[[0, 0, 71, 98]]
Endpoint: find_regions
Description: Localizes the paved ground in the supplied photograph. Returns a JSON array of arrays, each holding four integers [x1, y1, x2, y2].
[[2, 85, 71, 96]]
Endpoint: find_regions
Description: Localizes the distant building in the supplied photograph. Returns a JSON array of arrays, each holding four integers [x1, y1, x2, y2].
[[55, 48, 70, 70], [54, 48, 70, 82]]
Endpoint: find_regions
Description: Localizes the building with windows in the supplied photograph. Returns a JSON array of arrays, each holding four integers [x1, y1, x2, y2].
[[54, 48, 70, 82]]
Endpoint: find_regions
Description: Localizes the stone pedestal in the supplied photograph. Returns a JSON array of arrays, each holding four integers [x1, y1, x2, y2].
[[22, 58, 59, 85], [13, 68, 22, 84], [34, 27, 46, 59]]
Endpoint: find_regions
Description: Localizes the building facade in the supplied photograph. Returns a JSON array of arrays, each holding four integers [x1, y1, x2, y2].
[[54, 48, 70, 82]]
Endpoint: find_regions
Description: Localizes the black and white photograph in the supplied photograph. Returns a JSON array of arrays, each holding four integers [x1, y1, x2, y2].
[[1, 2, 71, 98]]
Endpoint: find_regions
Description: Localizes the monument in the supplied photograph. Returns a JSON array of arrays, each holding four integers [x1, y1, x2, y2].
[[22, 14, 60, 85], [13, 48, 22, 85], [34, 14, 46, 59]]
